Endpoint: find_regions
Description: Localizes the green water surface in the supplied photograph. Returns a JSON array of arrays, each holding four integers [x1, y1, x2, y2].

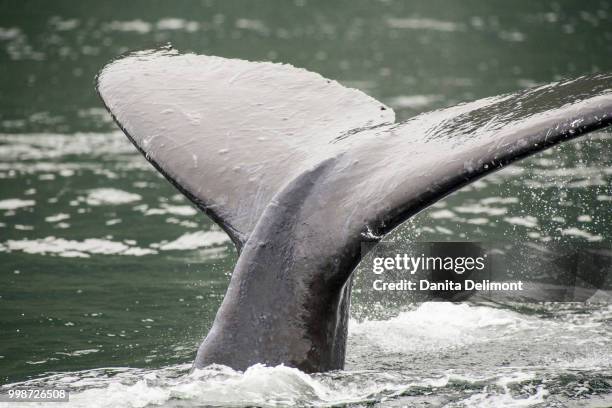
[[0, 0, 611, 387]]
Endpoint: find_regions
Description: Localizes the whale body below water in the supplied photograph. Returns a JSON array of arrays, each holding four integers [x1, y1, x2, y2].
[[96, 47, 612, 373]]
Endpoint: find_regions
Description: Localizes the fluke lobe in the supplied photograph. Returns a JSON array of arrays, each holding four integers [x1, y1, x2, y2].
[[96, 48, 612, 373]]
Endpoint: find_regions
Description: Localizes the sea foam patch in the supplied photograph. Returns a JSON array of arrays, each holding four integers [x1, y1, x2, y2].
[[0, 237, 156, 258], [0, 132, 134, 161], [85, 188, 142, 206], [0, 230, 230, 257], [560, 227, 603, 242], [0, 198, 35, 210], [349, 302, 535, 354], [142, 204, 198, 216], [1, 361, 587, 408], [45, 213, 70, 223], [152, 231, 230, 251]]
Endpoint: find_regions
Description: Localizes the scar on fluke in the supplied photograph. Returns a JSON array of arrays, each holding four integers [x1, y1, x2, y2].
[[97, 47, 612, 373]]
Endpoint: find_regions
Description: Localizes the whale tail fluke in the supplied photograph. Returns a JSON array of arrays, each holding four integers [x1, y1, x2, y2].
[[97, 48, 612, 372], [96, 48, 395, 252]]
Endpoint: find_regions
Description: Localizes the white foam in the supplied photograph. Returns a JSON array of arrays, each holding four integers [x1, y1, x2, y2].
[[350, 303, 533, 354], [153, 231, 230, 251], [429, 209, 456, 219], [122, 247, 157, 256], [388, 94, 442, 109], [0, 132, 135, 161], [454, 204, 507, 216], [234, 19, 269, 34], [3, 362, 573, 408], [435, 226, 453, 235], [85, 188, 141, 206], [386, 17, 462, 32], [165, 217, 199, 228], [499, 30, 527, 43], [143, 204, 197, 216], [0, 198, 35, 210], [104, 20, 152, 33], [457, 383, 547, 407], [45, 213, 70, 223], [11, 364, 406, 408], [455, 371, 548, 407], [184, 364, 334, 405], [55, 349, 99, 357], [48, 17, 79, 31], [0, 26, 21, 40], [560, 227, 602, 242], [467, 217, 489, 225], [1, 229, 230, 257], [480, 197, 519, 205], [503, 216, 538, 228], [156, 18, 199, 32], [0, 237, 156, 258]]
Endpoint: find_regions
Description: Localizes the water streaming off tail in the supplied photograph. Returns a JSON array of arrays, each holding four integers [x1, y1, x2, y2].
[[2, 302, 610, 407]]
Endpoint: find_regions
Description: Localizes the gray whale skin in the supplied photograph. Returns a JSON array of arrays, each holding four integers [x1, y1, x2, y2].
[[96, 48, 612, 373]]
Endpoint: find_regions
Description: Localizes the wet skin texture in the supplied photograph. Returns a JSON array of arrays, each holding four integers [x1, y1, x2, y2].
[[97, 48, 612, 372]]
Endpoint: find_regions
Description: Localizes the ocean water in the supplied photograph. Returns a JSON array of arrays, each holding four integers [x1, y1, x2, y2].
[[1, 1, 611, 406]]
